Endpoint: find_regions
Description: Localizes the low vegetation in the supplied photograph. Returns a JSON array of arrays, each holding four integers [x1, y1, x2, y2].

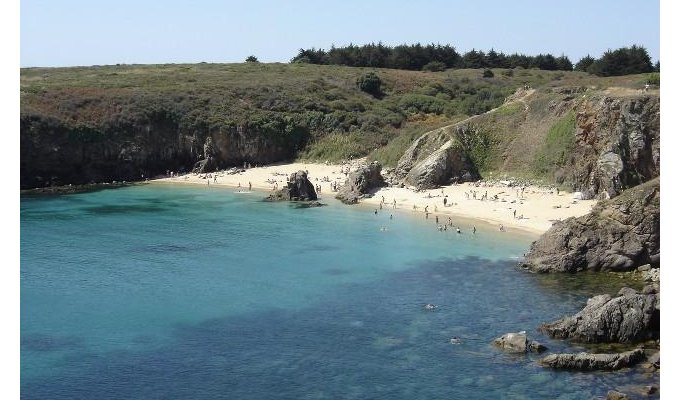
[[21, 60, 658, 186], [533, 111, 577, 178]]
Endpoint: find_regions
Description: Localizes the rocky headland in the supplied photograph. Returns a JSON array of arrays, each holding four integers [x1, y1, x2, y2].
[[519, 178, 659, 273]]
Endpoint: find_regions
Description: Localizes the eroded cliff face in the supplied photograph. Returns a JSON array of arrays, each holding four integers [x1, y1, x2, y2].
[[569, 95, 660, 199], [20, 113, 306, 188], [391, 90, 659, 195]]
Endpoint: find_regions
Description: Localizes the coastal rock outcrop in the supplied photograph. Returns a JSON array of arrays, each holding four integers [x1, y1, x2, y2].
[[539, 348, 645, 371], [265, 170, 318, 202], [20, 112, 307, 189], [493, 331, 547, 353], [394, 125, 478, 190], [519, 178, 659, 273], [335, 161, 386, 204], [192, 137, 220, 173], [539, 286, 659, 344], [570, 95, 659, 199]]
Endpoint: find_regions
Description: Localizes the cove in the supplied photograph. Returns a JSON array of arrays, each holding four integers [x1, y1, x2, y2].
[[20, 185, 657, 399]]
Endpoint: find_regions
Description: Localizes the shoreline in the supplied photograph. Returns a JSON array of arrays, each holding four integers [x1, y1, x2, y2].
[[151, 161, 598, 237]]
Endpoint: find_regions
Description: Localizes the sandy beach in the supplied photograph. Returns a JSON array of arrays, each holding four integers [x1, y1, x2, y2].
[[152, 161, 597, 236]]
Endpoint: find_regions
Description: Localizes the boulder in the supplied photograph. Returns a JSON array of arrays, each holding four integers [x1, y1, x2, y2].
[[493, 332, 547, 353], [519, 178, 659, 273], [539, 348, 645, 371], [394, 125, 478, 190], [539, 288, 659, 343], [403, 141, 478, 190], [265, 170, 317, 202], [606, 390, 630, 400], [335, 162, 385, 204]]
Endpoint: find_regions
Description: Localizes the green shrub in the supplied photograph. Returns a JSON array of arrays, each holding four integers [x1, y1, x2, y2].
[[299, 133, 366, 162], [646, 73, 660, 85], [482, 69, 494, 78], [397, 94, 448, 114], [422, 61, 447, 72], [356, 72, 382, 97]]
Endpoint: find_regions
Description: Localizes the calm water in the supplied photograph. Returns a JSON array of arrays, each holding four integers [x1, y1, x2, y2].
[[21, 184, 657, 399]]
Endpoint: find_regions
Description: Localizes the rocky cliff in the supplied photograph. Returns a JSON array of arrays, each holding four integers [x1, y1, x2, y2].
[[520, 178, 659, 273], [20, 112, 307, 188], [392, 90, 659, 195], [569, 94, 660, 199]]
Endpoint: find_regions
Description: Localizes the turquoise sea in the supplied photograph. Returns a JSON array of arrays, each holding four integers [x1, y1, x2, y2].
[[21, 184, 658, 399]]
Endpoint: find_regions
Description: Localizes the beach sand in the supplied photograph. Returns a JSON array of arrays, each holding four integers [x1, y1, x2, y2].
[[152, 161, 597, 236]]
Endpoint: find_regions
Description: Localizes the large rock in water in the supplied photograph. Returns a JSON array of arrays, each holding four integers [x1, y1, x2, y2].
[[519, 178, 659, 273], [539, 287, 659, 343], [335, 161, 385, 204], [265, 170, 317, 201], [493, 331, 547, 353], [539, 349, 645, 371]]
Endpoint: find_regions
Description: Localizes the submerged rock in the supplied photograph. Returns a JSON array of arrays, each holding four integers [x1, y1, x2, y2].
[[539, 348, 645, 371], [539, 287, 659, 343], [519, 178, 659, 273]]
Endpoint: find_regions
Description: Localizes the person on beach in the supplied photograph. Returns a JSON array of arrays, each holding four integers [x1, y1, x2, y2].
[[513, 209, 516, 219], [393, 199, 397, 209], [443, 197, 447, 206], [499, 224, 505, 232], [249, 182, 252, 191], [473, 226, 476, 234], [374, 209, 378, 215]]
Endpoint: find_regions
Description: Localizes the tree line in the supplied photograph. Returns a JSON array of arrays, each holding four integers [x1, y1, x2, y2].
[[289, 43, 657, 76]]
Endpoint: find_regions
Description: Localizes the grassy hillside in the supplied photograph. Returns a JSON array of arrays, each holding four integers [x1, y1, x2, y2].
[[21, 62, 657, 185]]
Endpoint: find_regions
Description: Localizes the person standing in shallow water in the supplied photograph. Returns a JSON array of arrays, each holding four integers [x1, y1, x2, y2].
[[249, 182, 252, 191]]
